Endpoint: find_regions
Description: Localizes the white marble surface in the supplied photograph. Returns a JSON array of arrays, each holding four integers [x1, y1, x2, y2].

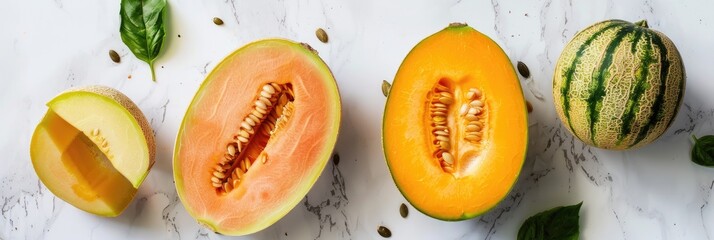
[[2, 0, 714, 239]]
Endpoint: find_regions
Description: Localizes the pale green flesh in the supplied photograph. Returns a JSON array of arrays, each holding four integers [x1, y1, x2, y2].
[[47, 91, 151, 187]]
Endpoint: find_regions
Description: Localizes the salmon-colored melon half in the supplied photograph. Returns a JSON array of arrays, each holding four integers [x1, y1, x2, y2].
[[173, 39, 340, 235]]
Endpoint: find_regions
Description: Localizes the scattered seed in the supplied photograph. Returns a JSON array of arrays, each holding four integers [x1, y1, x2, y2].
[[443, 166, 455, 172], [382, 80, 391, 97], [237, 136, 249, 143], [316, 28, 328, 43], [436, 135, 449, 142], [91, 128, 99, 136], [434, 130, 448, 136], [526, 101, 533, 113], [465, 114, 478, 121], [333, 153, 340, 165], [109, 50, 120, 63], [377, 226, 392, 238], [517, 61, 530, 78], [261, 154, 268, 164], [440, 92, 453, 98], [213, 171, 225, 179], [399, 203, 408, 218], [213, 17, 224, 25], [442, 152, 455, 164], [245, 158, 252, 169], [212, 182, 222, 188]]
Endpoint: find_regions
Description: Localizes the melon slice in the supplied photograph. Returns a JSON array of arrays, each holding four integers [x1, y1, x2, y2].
[[30, 86, 155, 216], [173, 39, 340, 235]]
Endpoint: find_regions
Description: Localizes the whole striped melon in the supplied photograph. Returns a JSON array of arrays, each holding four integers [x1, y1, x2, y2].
[[553, 19, 685, 150]]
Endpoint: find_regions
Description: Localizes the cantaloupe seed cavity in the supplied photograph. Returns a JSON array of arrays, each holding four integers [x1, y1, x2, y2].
[[210, 82, 295, 194], [428, 79, 487, 175]]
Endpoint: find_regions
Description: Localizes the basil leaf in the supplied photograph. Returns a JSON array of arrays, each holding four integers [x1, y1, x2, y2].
[[119, 0, 167, 82], [517, 202, 582, 240], [691, 135, 714, 167]]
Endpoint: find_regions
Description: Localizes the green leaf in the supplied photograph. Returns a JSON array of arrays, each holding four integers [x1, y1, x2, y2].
[[119, 0, 167, 82], [517, 202, 582, 240], [691, 135, 714, 167]]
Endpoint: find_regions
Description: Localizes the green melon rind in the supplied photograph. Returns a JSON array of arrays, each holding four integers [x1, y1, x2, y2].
[[382, 23, 529, 221], [553, 19, 685, 150], [173, 39, 341, 235], [46, 86, 156, 188]]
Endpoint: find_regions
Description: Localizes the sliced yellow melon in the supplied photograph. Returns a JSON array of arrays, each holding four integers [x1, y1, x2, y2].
[[30, 86, 155, 216]]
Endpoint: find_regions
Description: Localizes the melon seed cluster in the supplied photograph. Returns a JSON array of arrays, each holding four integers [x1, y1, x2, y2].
[[210, 83, 294, 193], [460, 88, 484, 142], [429, 83, 487, 173], [430, 83, 455, 172], [88, 128, 114, 160]]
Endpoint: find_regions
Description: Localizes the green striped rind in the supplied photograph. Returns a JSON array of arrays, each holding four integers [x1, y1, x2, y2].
[[553, 19, 685, 150]]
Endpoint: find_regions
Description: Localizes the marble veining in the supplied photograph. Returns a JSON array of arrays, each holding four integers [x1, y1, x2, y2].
[[2, 0, 714, 239]]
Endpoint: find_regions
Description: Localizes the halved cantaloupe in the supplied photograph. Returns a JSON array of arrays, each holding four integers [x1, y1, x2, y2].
[[173, 39, 340, 235], [30, 86, 155, 216], [383, 23, 528, 220]]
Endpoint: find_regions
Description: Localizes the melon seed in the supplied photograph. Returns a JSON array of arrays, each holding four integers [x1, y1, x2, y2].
[[91, 128, 99, 136], [316, 28, 328, 43], [517, 61, 530, 78], [109, 50, 120, 63], [526, 101, 533, 113], [382, 80, 391, 97], [213, 17, 224, 25], [227, 144, 236, 156], [442, 152, 454, 164], [399, 203, 408, 218], [377, 226, 392, 238], [470, 100, 483, 107], [438, 97, 454, 104]]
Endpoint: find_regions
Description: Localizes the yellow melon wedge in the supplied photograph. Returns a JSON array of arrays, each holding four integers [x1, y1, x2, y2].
[[30, 86, 155, 216]]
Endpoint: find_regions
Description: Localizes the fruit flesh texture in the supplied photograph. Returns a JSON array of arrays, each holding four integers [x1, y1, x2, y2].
[[383, 24, 527, 220], [47, 90, 152, 187], [174, 39, 340, 235], [31, 111, 136, 217]]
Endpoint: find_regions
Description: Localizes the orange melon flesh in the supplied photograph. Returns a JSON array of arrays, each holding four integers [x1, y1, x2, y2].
[[383, 24, 527, 220], [174, 39, 340, 235]]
